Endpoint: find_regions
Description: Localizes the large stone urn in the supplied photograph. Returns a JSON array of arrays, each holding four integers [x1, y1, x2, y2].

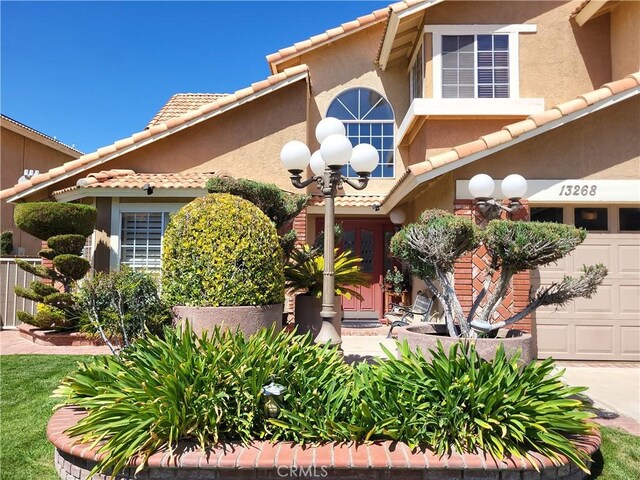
[[173, 304, 283, 338], [294, 295, 342, 339], [396, 324, 535, 365]]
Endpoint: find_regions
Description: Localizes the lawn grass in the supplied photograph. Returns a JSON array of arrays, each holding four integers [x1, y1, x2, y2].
[[0, 355, 91, 480], [1, 354, 639, 480]]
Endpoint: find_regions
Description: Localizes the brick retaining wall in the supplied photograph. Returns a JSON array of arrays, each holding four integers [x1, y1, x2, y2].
[[49, 407, 600, 480]]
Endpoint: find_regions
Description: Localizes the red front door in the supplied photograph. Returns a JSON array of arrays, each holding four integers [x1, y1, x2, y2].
[[316, 218, 394, 320]]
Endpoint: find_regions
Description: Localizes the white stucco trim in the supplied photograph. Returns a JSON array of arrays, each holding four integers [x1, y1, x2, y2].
[[427, 24, 537, 101], [396, 97, 545, 146], [456, 179, 640, 203], [378, 0, 445, 70], [54, 187, 207, 203], [108, 200, 187, 270]]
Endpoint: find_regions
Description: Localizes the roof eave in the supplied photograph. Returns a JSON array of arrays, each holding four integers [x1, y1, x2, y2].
[[4, 69, 310, 204], [53, 187, 209, 203], [382, 86, 640, 210]]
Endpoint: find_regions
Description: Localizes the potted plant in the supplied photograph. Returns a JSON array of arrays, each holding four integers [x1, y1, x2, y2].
[[390, 209, 607, 363], [384, 265, 411, 308], [284, 244, 369, 339], [163, 193, 285, 337]]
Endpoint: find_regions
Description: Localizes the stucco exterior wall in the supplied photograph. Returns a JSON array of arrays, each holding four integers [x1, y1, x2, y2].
[[611, 0, 640, 79], [421, 0, 612, 107], [1, 127, 79, 255], [104, 82, 308, 191], [409, 119, 512, 165], [297, 24, 411, 195], [454, 95, 639, 181]]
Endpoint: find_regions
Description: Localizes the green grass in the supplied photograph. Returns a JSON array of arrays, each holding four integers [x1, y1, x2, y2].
[[1, 355, 92, 480], [1, 354, 639, 480]]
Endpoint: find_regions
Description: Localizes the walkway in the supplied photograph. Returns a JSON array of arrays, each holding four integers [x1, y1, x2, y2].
[[0, 329, 112, 355]]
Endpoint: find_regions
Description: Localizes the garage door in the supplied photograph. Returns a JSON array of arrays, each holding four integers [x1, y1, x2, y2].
[[533, 206, 640, 361]]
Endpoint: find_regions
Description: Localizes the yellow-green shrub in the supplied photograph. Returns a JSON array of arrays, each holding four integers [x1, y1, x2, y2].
[[162, 194, 284, 307]]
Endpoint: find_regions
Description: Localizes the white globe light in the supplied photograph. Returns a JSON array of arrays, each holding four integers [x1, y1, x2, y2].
[[320, 134, 353, 167], [389, 209, 406, 225], [468, 174, 495, 199], [315, 117, 346, 143], [309, 150, 326, 176], [280, 141, 311, 171], [350, 143, 379, 174], [501, 174, 528, 200]]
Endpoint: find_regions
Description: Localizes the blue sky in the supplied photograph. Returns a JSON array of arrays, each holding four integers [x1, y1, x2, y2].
[[1, 1, 389, 153]]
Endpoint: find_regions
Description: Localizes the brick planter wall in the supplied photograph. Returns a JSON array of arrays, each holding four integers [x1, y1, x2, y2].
[[49, 407, 600, 480]]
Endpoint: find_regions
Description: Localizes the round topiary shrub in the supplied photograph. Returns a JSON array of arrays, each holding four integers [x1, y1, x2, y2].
[[14, 202, 97, 240], [162, 193, 284, 307], [48, 234, 87, 256]]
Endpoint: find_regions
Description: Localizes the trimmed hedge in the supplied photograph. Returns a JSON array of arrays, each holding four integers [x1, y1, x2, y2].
[[48, 235, 87, 256], [206, 176, 308, 229], [52, 255, 91, 281], [14, 202, 97, 240], [162, 193, 284, 307]]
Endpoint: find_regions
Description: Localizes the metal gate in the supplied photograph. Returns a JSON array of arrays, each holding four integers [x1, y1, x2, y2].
[[1, 258, 39, 329]]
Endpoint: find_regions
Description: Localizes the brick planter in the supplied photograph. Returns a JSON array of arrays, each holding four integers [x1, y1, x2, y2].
[[48, 407, 600, 480], [18, 323, 105, 347]]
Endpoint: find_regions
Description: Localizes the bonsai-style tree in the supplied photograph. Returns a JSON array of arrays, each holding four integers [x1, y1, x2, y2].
[[13, 202, 97, 329], [206, 175, 309, 259], [391, 209, 607, 338]]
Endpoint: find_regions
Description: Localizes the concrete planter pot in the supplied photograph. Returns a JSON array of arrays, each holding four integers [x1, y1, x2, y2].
[[294, 295, 342, 339], [396, 325, 535, 365], [173, 304, 283, 338]]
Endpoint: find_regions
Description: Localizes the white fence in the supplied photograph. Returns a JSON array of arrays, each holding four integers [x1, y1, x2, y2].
[[1, 258, 39, 329]]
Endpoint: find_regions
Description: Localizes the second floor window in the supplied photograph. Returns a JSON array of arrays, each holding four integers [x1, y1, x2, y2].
[[326, 88, 395, 178], [442, 34, 509, 99]]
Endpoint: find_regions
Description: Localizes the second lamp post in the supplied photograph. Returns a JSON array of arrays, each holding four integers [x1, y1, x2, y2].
[[280, 117, 379, 346]]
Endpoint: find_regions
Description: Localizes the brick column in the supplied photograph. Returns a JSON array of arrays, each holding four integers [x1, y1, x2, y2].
[[292, 208, 307, 246], [453, 200, 532, 333], [40, 240, 54, 285]]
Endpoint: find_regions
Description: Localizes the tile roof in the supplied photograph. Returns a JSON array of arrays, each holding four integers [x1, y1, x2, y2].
[[1, 114, 83, 155], [311, 194, 385, 208], [382, 72, 640, 205], [147, 93, 228, 128], [52, 171, 217, 196], [1, 64, 310, 202], [266, 4, 391, 72], [571, 0, 592, 17]]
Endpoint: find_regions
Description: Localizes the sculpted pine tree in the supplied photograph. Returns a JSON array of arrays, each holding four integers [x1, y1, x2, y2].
[[390, 210, 607, 338]]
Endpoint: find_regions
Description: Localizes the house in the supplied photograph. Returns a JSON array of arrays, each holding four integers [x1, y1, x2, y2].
[[0, 115, 82, 256], [1, 0, 638, 360]]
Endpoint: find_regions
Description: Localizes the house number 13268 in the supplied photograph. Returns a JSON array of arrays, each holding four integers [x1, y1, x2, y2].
[[559, 185, 597, 196]]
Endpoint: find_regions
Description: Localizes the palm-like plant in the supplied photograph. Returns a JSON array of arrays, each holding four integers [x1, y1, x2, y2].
[[284, 245, 369, 300]]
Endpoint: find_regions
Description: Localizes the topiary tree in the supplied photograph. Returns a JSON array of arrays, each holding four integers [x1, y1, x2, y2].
[[13, 202, 96, 330], [206, 175, 309, 259], [162, 193, 285, 307], [391, 209, 607, 338]]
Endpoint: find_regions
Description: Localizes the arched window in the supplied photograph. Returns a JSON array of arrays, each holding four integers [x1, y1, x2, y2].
[[326, 88, 394, 178]]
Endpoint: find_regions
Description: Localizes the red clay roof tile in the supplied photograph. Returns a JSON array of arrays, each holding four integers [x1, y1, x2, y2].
[[1, 65, 310, 201], [380, 71, 640, 207], [147, 93, 229, 128], [311, 194, 385, 208], [502, 119, 538, 138]]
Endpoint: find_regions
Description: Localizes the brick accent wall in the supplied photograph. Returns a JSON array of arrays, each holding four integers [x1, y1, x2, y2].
[[453, 200, 532, 333], [292, 208, 307, 246]]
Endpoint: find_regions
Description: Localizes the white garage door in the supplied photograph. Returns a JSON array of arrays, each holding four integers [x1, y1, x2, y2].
[[534, 206, 640, 361]]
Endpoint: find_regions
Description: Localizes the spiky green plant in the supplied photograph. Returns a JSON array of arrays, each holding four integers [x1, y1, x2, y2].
[[284, 245, 369, 300], [353, 341, 596, 472]]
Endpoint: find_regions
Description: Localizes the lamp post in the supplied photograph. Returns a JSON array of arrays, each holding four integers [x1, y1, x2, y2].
[[280, 117, 378, 346], [468, 173, 528, 221]]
